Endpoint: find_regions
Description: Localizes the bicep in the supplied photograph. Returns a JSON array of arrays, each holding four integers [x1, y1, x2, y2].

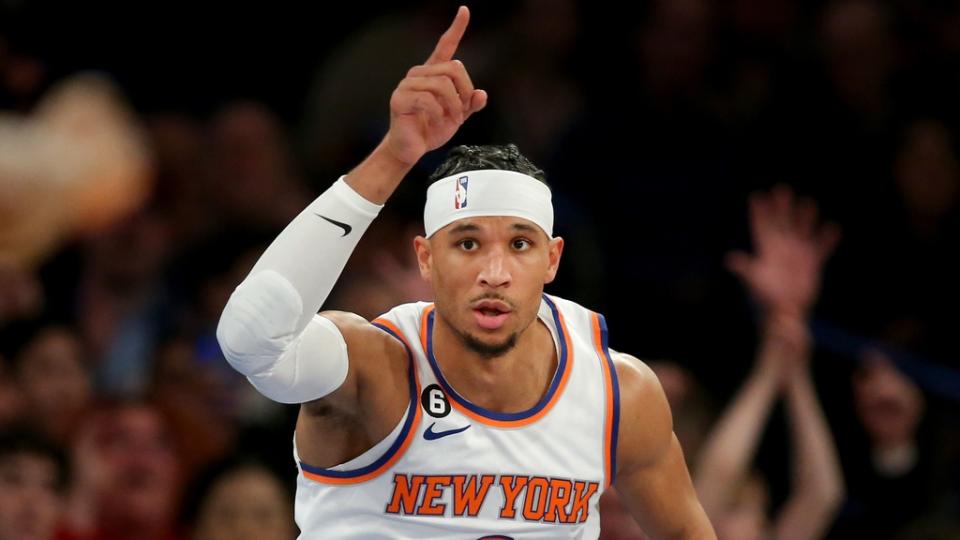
[[616, 434, 711, 538], [612, 354, 715, 538], [300, 311, 407, 415]]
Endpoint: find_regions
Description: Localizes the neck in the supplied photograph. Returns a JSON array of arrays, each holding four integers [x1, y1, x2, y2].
[[432, 308, 558, 414]]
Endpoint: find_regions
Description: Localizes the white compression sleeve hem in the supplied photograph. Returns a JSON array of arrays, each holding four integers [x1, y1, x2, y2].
[[217, 176, 382, 403]]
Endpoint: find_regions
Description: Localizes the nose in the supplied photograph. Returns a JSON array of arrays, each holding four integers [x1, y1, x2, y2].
[[477, 248, 511, 289]]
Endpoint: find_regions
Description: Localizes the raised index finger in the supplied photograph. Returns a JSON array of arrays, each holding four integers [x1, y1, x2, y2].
[[426, 6, 470, 65]]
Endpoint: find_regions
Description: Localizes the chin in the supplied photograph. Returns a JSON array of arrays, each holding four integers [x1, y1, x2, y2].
[[458, 328, 519, 359]]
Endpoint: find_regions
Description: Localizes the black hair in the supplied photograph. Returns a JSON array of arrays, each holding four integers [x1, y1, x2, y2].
[[0, 316, 80, 373], [0, 426, 70, 492], [178, 454, 290, 527], [429, 144, 548, 185]]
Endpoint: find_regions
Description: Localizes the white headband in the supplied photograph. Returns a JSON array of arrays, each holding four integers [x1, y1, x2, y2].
[[423, 169, 553, 238]]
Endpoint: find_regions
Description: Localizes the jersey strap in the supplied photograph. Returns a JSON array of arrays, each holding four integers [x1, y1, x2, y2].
[[297, 318, 422, 484]]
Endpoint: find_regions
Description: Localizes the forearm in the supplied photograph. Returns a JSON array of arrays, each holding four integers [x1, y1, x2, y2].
[[245, 143, 409, 328], [344, 140, 416, 204], [694, 341, 782, 515], [216, 143, 409, 399], [775, 372, 844, 540]]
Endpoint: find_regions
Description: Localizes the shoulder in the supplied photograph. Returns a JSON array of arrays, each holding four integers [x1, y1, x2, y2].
[[302, 309, 410, 417], [610, 351, 674, 474], [319, 310, 407, 362]]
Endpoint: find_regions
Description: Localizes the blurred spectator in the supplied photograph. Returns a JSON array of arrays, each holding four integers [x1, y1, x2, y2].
[[182, 458, 294, 540], [148, 336, 237, 480], [0, 74, 152, 268], [825, 117, 960, 362], [0, 360, 22, 427], [648, 360, 714, 460], [146, 114, 211, 249], [894, 119, 959, 239], [204, 101, 310, 230], [819, 0, 894, 116], [0, 427, 69, 540], [485, 0, 583, 162], [0, 30, 47, 109], [637, 0, 716, 103], [1, 2, 959, 537], [0, 254, 42, 324], [6, 323, 91, 444], [59, 400, 182, 540], [830, 351, 959, 537], [696, 187, 844, 539], [77, 210, 173, 396]]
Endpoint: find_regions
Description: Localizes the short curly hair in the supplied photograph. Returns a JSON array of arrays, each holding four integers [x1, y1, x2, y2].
[[429, 144, 548, 185]]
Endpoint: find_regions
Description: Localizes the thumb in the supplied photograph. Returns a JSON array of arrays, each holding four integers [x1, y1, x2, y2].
[[468, 89, 488, 114]]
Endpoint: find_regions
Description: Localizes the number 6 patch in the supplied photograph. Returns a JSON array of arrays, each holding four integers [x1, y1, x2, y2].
[[420, 384, 451, 418]]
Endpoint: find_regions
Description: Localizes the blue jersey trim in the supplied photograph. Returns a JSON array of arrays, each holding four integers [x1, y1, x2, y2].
[[597, 313, 620, 480], [424, 294, 568, 423], [297, 322, 417, 479]]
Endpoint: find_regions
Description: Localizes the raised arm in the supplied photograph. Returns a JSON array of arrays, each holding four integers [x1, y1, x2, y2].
[[714, 186, 843, 538], [612, 354, 716, 539], [693, 321, 788, 518], [216, 6, 486, 410], [774, 321, 845, 540]]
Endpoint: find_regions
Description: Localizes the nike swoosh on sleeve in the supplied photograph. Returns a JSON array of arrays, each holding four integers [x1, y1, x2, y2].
[[316, 214, 352, 236]]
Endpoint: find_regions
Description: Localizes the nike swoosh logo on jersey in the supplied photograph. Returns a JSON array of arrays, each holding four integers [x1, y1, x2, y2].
[[316, 214, 352, 236], [423, 422, 471, 441]]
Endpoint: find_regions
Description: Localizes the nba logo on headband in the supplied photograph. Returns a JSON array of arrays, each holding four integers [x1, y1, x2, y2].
[[425, 169, 553, 238], [454, 176, 468, 209]]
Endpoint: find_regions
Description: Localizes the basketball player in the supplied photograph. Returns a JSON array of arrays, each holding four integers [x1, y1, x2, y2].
[[217, 6, 715, 538]]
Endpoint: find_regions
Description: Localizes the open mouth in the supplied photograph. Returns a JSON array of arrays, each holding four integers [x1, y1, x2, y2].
[[472, 300, 512, 330]]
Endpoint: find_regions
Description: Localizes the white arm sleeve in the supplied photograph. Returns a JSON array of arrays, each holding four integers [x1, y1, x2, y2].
[[216, 176, 383, 403]]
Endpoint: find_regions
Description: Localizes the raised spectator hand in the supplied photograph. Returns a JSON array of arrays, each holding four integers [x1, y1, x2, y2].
[[726, 185, 841, 319], [383, 6, 488, 165]]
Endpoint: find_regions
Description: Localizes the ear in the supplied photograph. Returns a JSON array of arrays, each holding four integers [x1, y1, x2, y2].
[[413, 235, 433, 281], [544, 236, 564, 284]]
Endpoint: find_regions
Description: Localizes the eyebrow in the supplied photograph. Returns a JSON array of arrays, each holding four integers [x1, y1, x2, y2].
[[447, 221, 540, 236], [449, 223, 480, 234], [511, 223, 537, 233]]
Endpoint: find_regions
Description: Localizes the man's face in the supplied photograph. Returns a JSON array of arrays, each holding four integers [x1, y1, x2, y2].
[[194, 467, 293, 540], [17, 328, 91, 427], [415, 216, 563, 358], [76, 405, 180, 527], [0, 453, 62, 540]]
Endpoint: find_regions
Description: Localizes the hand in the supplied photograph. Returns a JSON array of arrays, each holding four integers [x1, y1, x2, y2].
[[383, 6, 488, 165], [726, 185, 840, 319]]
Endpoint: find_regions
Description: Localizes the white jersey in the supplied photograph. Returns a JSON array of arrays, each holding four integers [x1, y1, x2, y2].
[[293, 294, 621, 539]]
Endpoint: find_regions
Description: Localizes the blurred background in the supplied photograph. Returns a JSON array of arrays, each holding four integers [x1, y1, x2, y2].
[[1, 0, 959, 538]]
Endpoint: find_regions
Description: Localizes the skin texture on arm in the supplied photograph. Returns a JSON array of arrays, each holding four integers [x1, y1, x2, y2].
[[612, 352, 717, 540], [774, 321, 845, 540], [692, 328, 784, 520], [295, 311, 412, 467], [703, 186, 844, 539]]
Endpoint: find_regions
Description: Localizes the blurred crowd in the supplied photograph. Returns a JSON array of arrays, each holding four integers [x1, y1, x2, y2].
[[1, 0, 959, 538]]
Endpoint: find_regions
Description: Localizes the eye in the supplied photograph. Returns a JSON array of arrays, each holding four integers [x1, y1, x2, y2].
[[458, 239, 478, 251], [512, 238, 531, 251]]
